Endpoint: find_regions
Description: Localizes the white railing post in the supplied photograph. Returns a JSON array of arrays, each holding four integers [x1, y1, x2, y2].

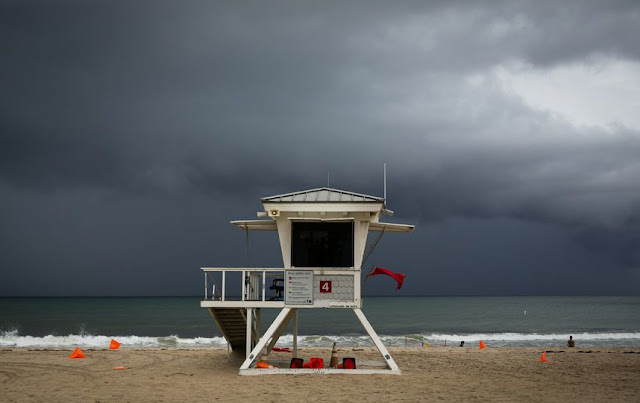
[[242, 270, 246, 301], [222, 271, 226, 301], [201, 268, 287, 303]]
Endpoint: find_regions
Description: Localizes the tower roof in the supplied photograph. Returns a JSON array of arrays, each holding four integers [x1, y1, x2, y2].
[[261, 187, 384, 203]]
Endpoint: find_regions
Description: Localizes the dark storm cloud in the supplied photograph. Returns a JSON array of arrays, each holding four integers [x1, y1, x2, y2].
[[1, 0, 639, 295]]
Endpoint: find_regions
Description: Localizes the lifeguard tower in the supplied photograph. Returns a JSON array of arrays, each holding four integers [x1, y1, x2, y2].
[[201, 187, 414, 375]]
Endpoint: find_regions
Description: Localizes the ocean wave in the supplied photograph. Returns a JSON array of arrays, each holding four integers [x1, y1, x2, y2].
[[2, 329, 639, 348], [0, 329, 228, 348], [418, 332, 640, 342]]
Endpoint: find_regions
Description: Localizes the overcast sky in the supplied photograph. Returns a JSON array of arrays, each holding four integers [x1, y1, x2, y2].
[[1, 0, 639, 296]]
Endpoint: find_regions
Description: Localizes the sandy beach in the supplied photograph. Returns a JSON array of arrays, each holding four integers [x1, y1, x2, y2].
[[1, 346, 639, 402]]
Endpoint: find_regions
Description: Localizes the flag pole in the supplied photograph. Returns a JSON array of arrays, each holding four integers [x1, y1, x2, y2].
[[363, 265, 375, 287]]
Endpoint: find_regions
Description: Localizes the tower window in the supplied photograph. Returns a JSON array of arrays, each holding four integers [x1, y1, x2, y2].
[[291, 222, 354, 267]]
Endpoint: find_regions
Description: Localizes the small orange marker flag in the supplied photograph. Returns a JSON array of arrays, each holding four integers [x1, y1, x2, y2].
[[539, 351, 548, 362], [69, 347, 86, 359], [479, 340, 486, 349], [114, 366, 129, 370], [109, 339, 121, 350]]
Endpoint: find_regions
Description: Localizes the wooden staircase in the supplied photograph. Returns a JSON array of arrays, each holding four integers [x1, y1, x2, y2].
[[208, 308, 257, 351]]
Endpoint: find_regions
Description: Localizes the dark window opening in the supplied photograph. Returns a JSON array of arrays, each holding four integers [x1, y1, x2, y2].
[[291, 222, 354, 267]]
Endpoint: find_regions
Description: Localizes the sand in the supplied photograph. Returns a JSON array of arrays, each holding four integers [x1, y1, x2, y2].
[[1, 346, 639, 402]]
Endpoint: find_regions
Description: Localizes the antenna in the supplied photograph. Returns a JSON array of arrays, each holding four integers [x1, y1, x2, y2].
[[383, 163, 387, 201], [327, 171, 330, 188]]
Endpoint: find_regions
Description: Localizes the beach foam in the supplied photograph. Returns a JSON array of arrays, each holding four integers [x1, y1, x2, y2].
[[0, 329, 228, 348], [2, 329, 640, 348]]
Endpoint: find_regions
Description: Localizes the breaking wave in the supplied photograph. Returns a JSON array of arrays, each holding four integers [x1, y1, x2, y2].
[[2, 329, 640, 348], [0, 329, 227, 348]]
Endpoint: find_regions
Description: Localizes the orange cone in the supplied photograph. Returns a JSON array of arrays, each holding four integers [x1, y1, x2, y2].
[[256, 361, 277, 369], [69, 347, 86, 359], [109, 339, 121, 350], [329, 342, 339, 368], [539, 351, 548, 362], [479, 340, 486, 350]]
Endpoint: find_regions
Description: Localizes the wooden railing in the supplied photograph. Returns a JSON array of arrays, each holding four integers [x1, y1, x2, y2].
[[202, 268, 286, 302]]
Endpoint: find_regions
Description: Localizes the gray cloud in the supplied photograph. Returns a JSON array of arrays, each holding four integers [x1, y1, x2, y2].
[[1, 0, 639, 295]]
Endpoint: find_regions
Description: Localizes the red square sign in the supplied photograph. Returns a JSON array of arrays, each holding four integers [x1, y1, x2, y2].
[[319, 281, 332, 293]]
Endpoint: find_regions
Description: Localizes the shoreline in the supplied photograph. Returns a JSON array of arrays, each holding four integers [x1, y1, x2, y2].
[[3, 330, 640, 350], [3, 345, 640, 351], [2, 347, 639, 402]]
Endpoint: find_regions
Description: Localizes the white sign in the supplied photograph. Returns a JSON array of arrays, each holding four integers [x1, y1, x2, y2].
[[285, 270, 313, 305]]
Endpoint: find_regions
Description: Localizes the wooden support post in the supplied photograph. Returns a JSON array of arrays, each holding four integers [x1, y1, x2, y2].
[[240, 308, 291, 371], [292, 308, 298, 357], [353, 308, 399, 371], [254, 308, 261, 343], [266, 308, 295, 353], [246, 307, 253, 358]]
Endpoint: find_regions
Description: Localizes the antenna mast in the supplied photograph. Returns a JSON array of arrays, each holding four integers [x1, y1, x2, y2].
[[383, 163, 387, 201]]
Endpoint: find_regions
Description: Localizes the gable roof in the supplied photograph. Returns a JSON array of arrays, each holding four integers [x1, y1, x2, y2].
[[261, 187, 384, 203]]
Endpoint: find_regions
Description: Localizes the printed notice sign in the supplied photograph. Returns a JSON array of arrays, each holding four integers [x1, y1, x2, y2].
[[285, 270, 313, 305]]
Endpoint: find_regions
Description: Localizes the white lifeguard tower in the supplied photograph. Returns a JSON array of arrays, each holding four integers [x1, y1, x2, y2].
[[201, 187, 414, 375]]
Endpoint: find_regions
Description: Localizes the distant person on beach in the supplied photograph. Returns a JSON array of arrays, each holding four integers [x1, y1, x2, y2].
[[568, 336, 575, 347], [459, 341, 464, 347]]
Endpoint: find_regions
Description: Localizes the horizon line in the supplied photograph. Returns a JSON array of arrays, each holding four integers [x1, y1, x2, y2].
[[1, 294, 639, 298]]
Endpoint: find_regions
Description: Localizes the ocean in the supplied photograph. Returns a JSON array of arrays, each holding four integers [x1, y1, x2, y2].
[[1, 296, 639, 348]]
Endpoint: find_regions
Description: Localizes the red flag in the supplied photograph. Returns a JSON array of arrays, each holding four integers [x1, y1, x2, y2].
[[368, 267, 406, 290]]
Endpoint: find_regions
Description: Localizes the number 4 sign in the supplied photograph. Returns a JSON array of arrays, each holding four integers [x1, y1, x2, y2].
[[319, 281, 332, 293]]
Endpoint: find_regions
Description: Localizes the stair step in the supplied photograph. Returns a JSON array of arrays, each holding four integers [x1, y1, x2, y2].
[[209, 307, 253, 351]]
